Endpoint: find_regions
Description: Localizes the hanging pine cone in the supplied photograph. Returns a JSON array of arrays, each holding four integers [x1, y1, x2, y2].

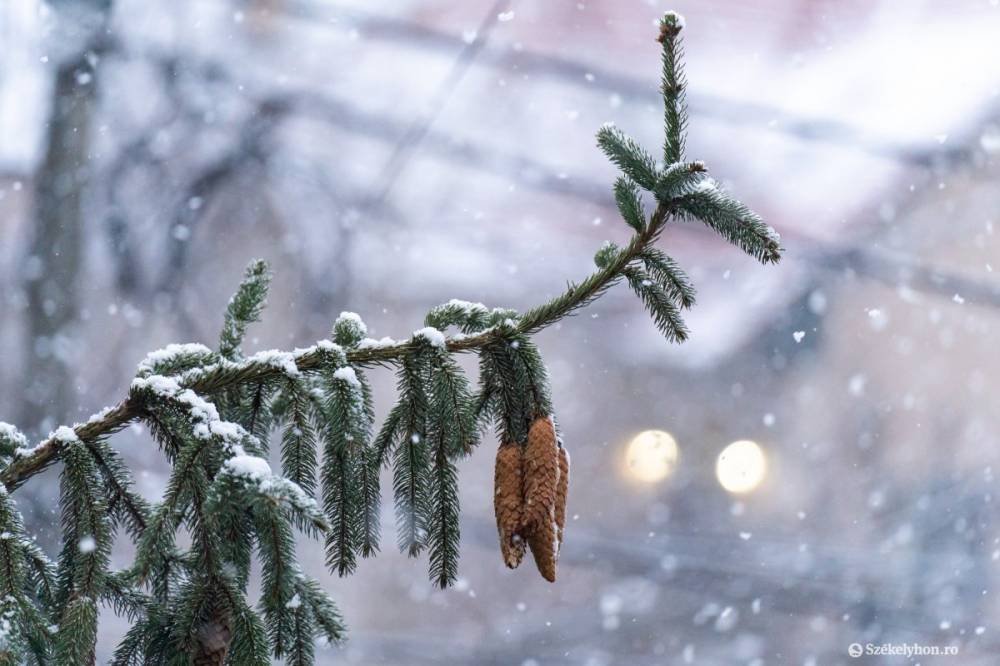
[[555, 442, 570, 552], [522, 416, 559, 532], [525, 507, 558, 582], [521, 416, 563, 582], [494, 442, 526, 568], [494, 416, 569, 581]]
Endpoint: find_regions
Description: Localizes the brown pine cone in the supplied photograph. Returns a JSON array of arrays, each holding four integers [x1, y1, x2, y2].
[[526, 510, 559, 582], [555, 444, 570, 552], [494, 442, 526, 568], [522, 416, 559, 533]]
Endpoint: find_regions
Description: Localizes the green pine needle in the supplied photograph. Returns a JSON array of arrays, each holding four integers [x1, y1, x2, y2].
[[219, 259, 272, 360], [624, 266, 689, 343], [427, 443, 460, 589], [391, 352, 431, 557], [641, 248, 696, 309], [658, 10, 688, 164], [613, 176, 647, 233], [677, 187, 783, 264], [280, 379, 319, 497], [653, 161, 706, 201], [320, 365, 370, 577], [596, 124, 659, 191]]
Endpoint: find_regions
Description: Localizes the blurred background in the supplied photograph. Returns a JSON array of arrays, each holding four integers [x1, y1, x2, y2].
[[3, 0, 1000, 663]]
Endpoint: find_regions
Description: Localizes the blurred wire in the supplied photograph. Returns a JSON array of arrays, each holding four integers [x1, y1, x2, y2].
[[364, 0, 513, 207], [281, 2, 980, 168]]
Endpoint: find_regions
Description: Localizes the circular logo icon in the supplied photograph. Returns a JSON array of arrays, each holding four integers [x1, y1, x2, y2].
[[848, 643, 863, 658]]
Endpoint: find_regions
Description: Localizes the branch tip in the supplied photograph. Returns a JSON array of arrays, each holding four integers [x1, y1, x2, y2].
[[657, 11, 685, 42]]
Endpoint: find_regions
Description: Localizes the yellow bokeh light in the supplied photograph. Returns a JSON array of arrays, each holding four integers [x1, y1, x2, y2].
[[716, 440, 767, 493], [625, 430, 679, 483]]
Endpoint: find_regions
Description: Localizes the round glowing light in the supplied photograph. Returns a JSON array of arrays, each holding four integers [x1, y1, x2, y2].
[[716, 440, 767, 493], [625, 430, 679, 483]]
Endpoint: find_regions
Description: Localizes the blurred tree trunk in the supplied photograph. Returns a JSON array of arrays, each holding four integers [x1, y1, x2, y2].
[[20, 0, 110, 434]]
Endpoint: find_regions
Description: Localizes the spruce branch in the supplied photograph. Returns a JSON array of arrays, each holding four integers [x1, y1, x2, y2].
[[0, 488, 50, 664], [295, 575, 346, 646], [82, 438, 150, 538], [101, 571, 148, 624], [216, 583, 270, 666], [284, 575, 316, 666], [613, 177, 646, 233], [55, 440, 112, 664], [641, 247, 696, 309], [332, 311, 368, 348], [427, 439, 460, 589], [595, 123, 659, 190], [320, 362, 370, 576], [0, 180, 776, 494], [0, 423, 28, 459], [20, 537, 58, 614], [355, 372, 381, 560], [391, 350, 431, 557], [623, 265, 689, 343], [677, 186, 783, 264], [0, 13, 783, 660], [248, 487, 301, 658], [425, 299, 494, 332], [425, 348, 475, 587], [219, 259, 272, 361], [653, 160, 706, 201], [371, 402, 404, 472], [278, 378, 319, 497], [658, 10, 688, 164], [479, 340, 525, 445]]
